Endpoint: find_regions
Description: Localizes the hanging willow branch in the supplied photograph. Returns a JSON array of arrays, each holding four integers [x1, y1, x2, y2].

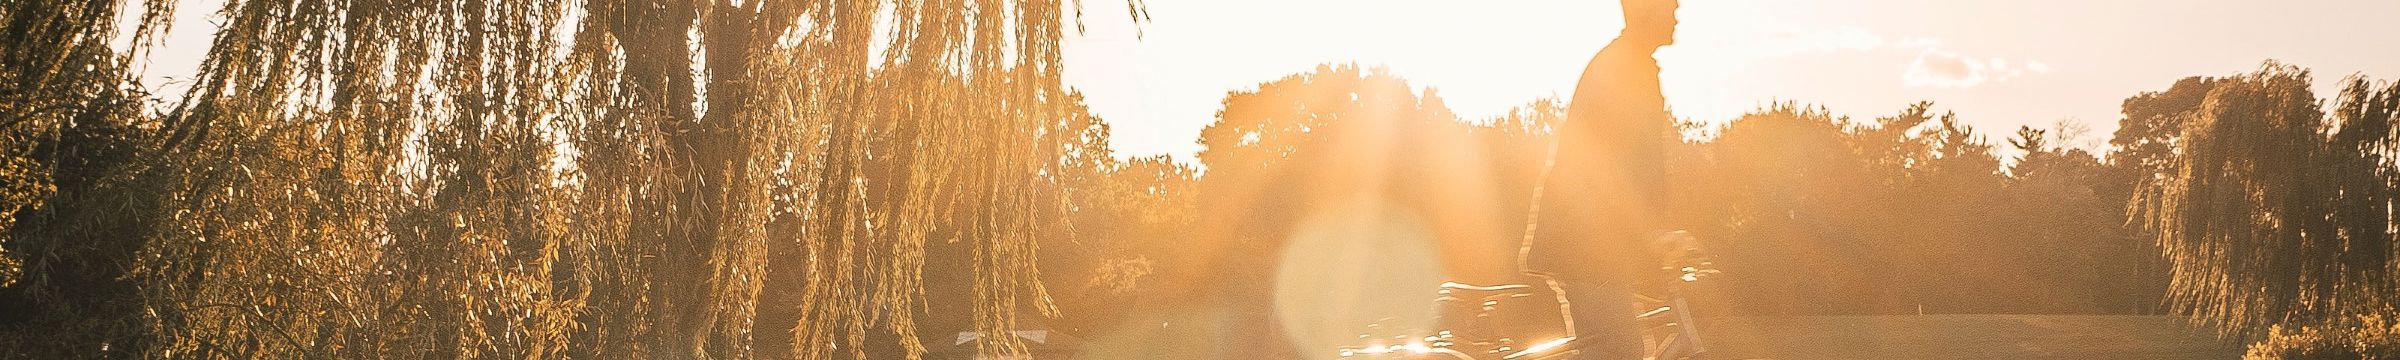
[[566, 0, 1145, 357], [692, 0, 1143, 358]]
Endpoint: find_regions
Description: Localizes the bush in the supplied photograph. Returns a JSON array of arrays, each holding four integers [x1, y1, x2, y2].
[[2245, 315, 2400, 360]]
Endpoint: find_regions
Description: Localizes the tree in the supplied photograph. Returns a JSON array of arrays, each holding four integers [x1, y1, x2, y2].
[[0, 0, 175, 355], [2007, 124, 2151, 313], [1688, 103, 1889, 314], [2113, 76, 2221, 180], [0, 0, 1149, 358], [2135, 62, 2400, 340]]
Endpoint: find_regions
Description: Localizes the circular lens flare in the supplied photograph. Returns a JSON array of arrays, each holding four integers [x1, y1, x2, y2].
[[1274, 200, 1447, 360]]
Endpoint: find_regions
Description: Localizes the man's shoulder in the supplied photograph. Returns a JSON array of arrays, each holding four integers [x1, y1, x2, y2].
[[1575, 42, 1663, 90], [1592, 41, 1662, 68]]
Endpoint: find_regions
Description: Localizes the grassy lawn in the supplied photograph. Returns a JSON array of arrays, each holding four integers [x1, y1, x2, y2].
[[1694, 315, 2240, 360]]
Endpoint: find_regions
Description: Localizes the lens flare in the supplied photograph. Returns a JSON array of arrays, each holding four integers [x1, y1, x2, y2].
[[1275, 200, 1447, 360]]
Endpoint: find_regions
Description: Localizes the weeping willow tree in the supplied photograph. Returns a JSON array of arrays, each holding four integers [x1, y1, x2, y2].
[[61, 0, 1152, 358], [2135, 62, 2400, 340], [129, 0, 586, 357]]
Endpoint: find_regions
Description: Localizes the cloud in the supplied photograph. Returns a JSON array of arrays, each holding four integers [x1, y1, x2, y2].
[[1684, 25, 2053, 89], [1905, 49, 1986, 88], [1904, 48, 2050, 88]]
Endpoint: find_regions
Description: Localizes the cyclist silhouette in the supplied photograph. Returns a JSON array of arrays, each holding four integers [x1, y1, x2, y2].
[[1518, 0, 1680, 359]]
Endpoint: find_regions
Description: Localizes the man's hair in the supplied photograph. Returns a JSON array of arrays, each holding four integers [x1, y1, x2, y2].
[[1621, 0, 1677, 23]]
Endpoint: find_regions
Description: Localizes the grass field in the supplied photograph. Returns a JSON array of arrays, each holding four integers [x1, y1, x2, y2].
[[1694, 315, 2241, 360]]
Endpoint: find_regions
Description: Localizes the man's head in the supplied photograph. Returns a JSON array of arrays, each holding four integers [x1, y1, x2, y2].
[[1621, 0, 1680, 46]]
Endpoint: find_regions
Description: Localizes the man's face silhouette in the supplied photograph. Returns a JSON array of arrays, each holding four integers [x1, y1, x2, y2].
[[1622, 0, 1679, 46]]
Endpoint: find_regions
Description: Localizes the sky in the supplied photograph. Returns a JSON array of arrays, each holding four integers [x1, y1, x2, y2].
[[1059, 0, 2400, 162], [124, 0, 2400, 163]]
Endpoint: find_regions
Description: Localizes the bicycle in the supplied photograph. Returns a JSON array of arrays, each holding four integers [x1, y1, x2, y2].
[[1336, 231, 1717, 360]]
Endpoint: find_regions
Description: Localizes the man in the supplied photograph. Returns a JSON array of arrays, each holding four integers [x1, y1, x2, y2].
[[1519, 0, 1680, 358]]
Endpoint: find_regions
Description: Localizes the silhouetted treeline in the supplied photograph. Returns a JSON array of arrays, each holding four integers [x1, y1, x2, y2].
[[1057, 65, 2168, 320], [1032, 62, 2398, 358], [1662, 100, 2163, 316]]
